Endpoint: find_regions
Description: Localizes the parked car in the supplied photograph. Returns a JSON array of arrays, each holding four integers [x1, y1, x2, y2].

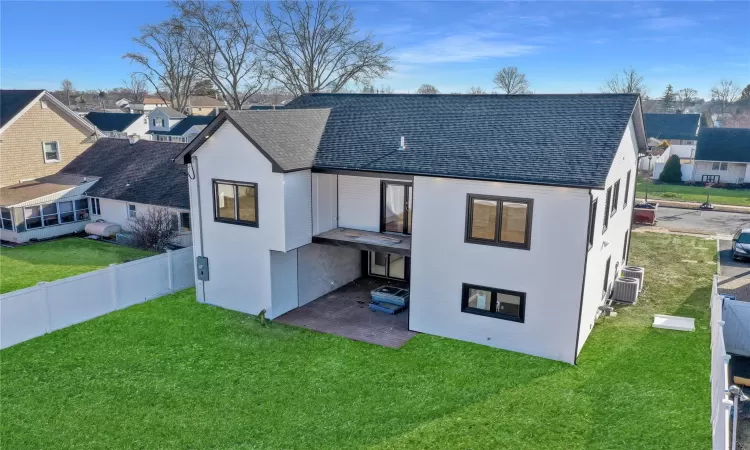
[[732, 229, 750, 260]]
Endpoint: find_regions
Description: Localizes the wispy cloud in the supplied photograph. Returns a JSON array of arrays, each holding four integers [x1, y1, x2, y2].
[[394, 32, 537, 64]]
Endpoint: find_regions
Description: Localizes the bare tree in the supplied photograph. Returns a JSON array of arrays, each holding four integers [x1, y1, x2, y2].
[[171, 0, 264, 110], [493, 67, 529, 94], [121, 73, 148, 103], [711, 79, 741, 113], [265, 84, 287, 107], [256, 0, 392, 96], [377, 85, 394, 94], [123, 20, 198, 112], [60, 79, 74, 106], [129, 207, 179, 252], [676, 87, 698, 112], [468, 86, 486, 94], [416, 84, 439, 94], [601, 67, 647, 95]]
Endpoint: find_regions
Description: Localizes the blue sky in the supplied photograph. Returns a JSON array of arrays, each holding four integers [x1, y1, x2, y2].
[[1, 1, 748, 98]]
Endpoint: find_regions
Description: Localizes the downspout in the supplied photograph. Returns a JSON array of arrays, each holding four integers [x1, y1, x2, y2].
[[573, 189, 593, 365], [192, 155, 206, 302]]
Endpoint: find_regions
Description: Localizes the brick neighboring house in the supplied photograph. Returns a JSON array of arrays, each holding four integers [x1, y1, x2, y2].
[[0, 89, 102, 243]]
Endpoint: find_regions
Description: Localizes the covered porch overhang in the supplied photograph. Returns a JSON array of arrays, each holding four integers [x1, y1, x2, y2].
[[312, 228, 411, 256]]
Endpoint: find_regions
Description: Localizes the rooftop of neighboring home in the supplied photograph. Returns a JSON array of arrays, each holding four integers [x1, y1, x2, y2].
[[151, 106, 186, 119], [643, 113, 701, 140], [62, 138, 189, 209], [188, 96, 226, 108], [0, 89, 44, 128], [0, 89, 99, 135], [694, 127, 750, 163], [179, 93, 647, 189], [85, 112, 143, 132], [0, 173, 98, 207], [148, 115, 214, 136], [246, 104, 285, 110], [143, 96, 169, 105]]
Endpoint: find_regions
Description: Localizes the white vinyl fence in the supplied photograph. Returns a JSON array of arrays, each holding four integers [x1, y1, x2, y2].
[[0, 247, 195, 349], [710, 275, 733, 450]]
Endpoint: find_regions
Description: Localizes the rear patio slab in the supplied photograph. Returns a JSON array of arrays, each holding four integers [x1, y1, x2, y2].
[[275, 277, 416, 348]]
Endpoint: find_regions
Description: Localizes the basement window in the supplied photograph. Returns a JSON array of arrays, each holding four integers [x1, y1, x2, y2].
[[461, 283, 525, 323], [465, 194, 533, 250], [213, 180, 258, 227]]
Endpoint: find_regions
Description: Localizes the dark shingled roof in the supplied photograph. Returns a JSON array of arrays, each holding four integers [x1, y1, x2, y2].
[[85, 112, 143, 132], [694, 128, 750, 163], [285, 93, 641, 188], [62, 138, 189, 209], [643, 113, 700, 140], [1, 89, 43, 127], [149, 115, 215, 136]]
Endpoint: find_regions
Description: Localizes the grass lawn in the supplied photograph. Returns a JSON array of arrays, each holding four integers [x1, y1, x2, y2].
[[0, 238, 154, 294], [637, 176, 750, 207], [0, 233, 713, 449]]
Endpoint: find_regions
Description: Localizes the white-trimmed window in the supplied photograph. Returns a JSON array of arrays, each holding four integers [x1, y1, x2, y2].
[[712, 162, 728, 171], [42, 203, 59, 226], [75, 199, 90, 221], [43, 141, 60, 163], [22, 200, 91, 231], [1, 208, 13, 231], [59, 201, 75, 223], [90, 198, 101, 215], [127, 203, 137, 219], [180, 211, 191, 231], [24, 206, 42, 229]]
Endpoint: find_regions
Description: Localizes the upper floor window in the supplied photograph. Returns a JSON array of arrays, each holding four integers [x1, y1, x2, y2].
[[381, 181, 412, 234], [712, 162, 728, 171], [603, 187, 612, 232], [465, 194, 532, 250], [587, 199, 598, 250], [461, 283, 526, 323], [623, 171, 631, 207], [43, 141, 60, 163], [610, 180, 620, 217], [213, 180, 258, 227]]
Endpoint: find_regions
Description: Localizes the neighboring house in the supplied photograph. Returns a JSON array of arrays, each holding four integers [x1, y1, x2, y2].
[[243, 104, 286, 111], [148, 115, 214, 143], [147, 107, 186, 134], [0, 89, 100, 187], [0, 89, 104, 243], [643, 113, 701, 167], [184, 96, 227, 116], [62, 138, 192, 247], [176, 94, 646, 364], [691, 128, 750, 184], [85, 112, 149, 139]]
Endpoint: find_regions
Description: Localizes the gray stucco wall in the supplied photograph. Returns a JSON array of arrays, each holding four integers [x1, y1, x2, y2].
[[297, 244, 361, 306]]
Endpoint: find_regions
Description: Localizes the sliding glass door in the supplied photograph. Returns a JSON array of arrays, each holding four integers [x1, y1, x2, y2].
[[369, 252, 408, 281], [381, 181, 413, 234]]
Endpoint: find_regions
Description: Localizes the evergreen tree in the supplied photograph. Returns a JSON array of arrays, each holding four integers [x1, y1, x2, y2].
[[659, 154, 683, 183], [662, 84, 675, 107]]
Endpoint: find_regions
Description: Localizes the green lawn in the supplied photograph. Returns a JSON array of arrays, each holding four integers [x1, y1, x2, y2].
[[0, 238, 154, 294], [0, 234, 713, 449], [637, 176, 750, 206]]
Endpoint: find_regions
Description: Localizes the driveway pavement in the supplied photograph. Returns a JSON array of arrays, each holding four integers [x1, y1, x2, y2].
[[654, 206, 750, 239]]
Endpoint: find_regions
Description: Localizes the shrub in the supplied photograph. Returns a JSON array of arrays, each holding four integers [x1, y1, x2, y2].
[[129, 207, 178, 252], [659, 154, 683, 183]]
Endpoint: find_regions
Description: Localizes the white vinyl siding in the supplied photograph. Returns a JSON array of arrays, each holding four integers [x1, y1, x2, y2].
[[337, 175, 381, 231], [692, 161, 747, 184], [312, 173, 337, 235]]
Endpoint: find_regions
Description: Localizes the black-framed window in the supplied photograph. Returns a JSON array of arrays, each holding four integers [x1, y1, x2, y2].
[[702, 175, 720, 183], [465, 194, 533, 250], [90, 198, 101, 215], [461, 283, 525, 323], [587, 199, 598, 250], [611, 180, 620, 217], [603, 187, 611, 232], [381, 181, 412, 234], [213, 179, 258, 227], [603, 256, 611, 298], [623, 171, 631, 207]]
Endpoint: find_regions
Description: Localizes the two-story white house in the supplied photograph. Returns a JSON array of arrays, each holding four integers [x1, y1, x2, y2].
[[146, 107, 185, 135], [176, 94, 646, 364]]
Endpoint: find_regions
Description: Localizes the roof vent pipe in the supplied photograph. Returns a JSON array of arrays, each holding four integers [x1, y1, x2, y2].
[[399, 136, 406, 151]]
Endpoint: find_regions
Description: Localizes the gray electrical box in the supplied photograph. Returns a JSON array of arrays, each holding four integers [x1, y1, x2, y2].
[[196, 256, 209, 281]]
